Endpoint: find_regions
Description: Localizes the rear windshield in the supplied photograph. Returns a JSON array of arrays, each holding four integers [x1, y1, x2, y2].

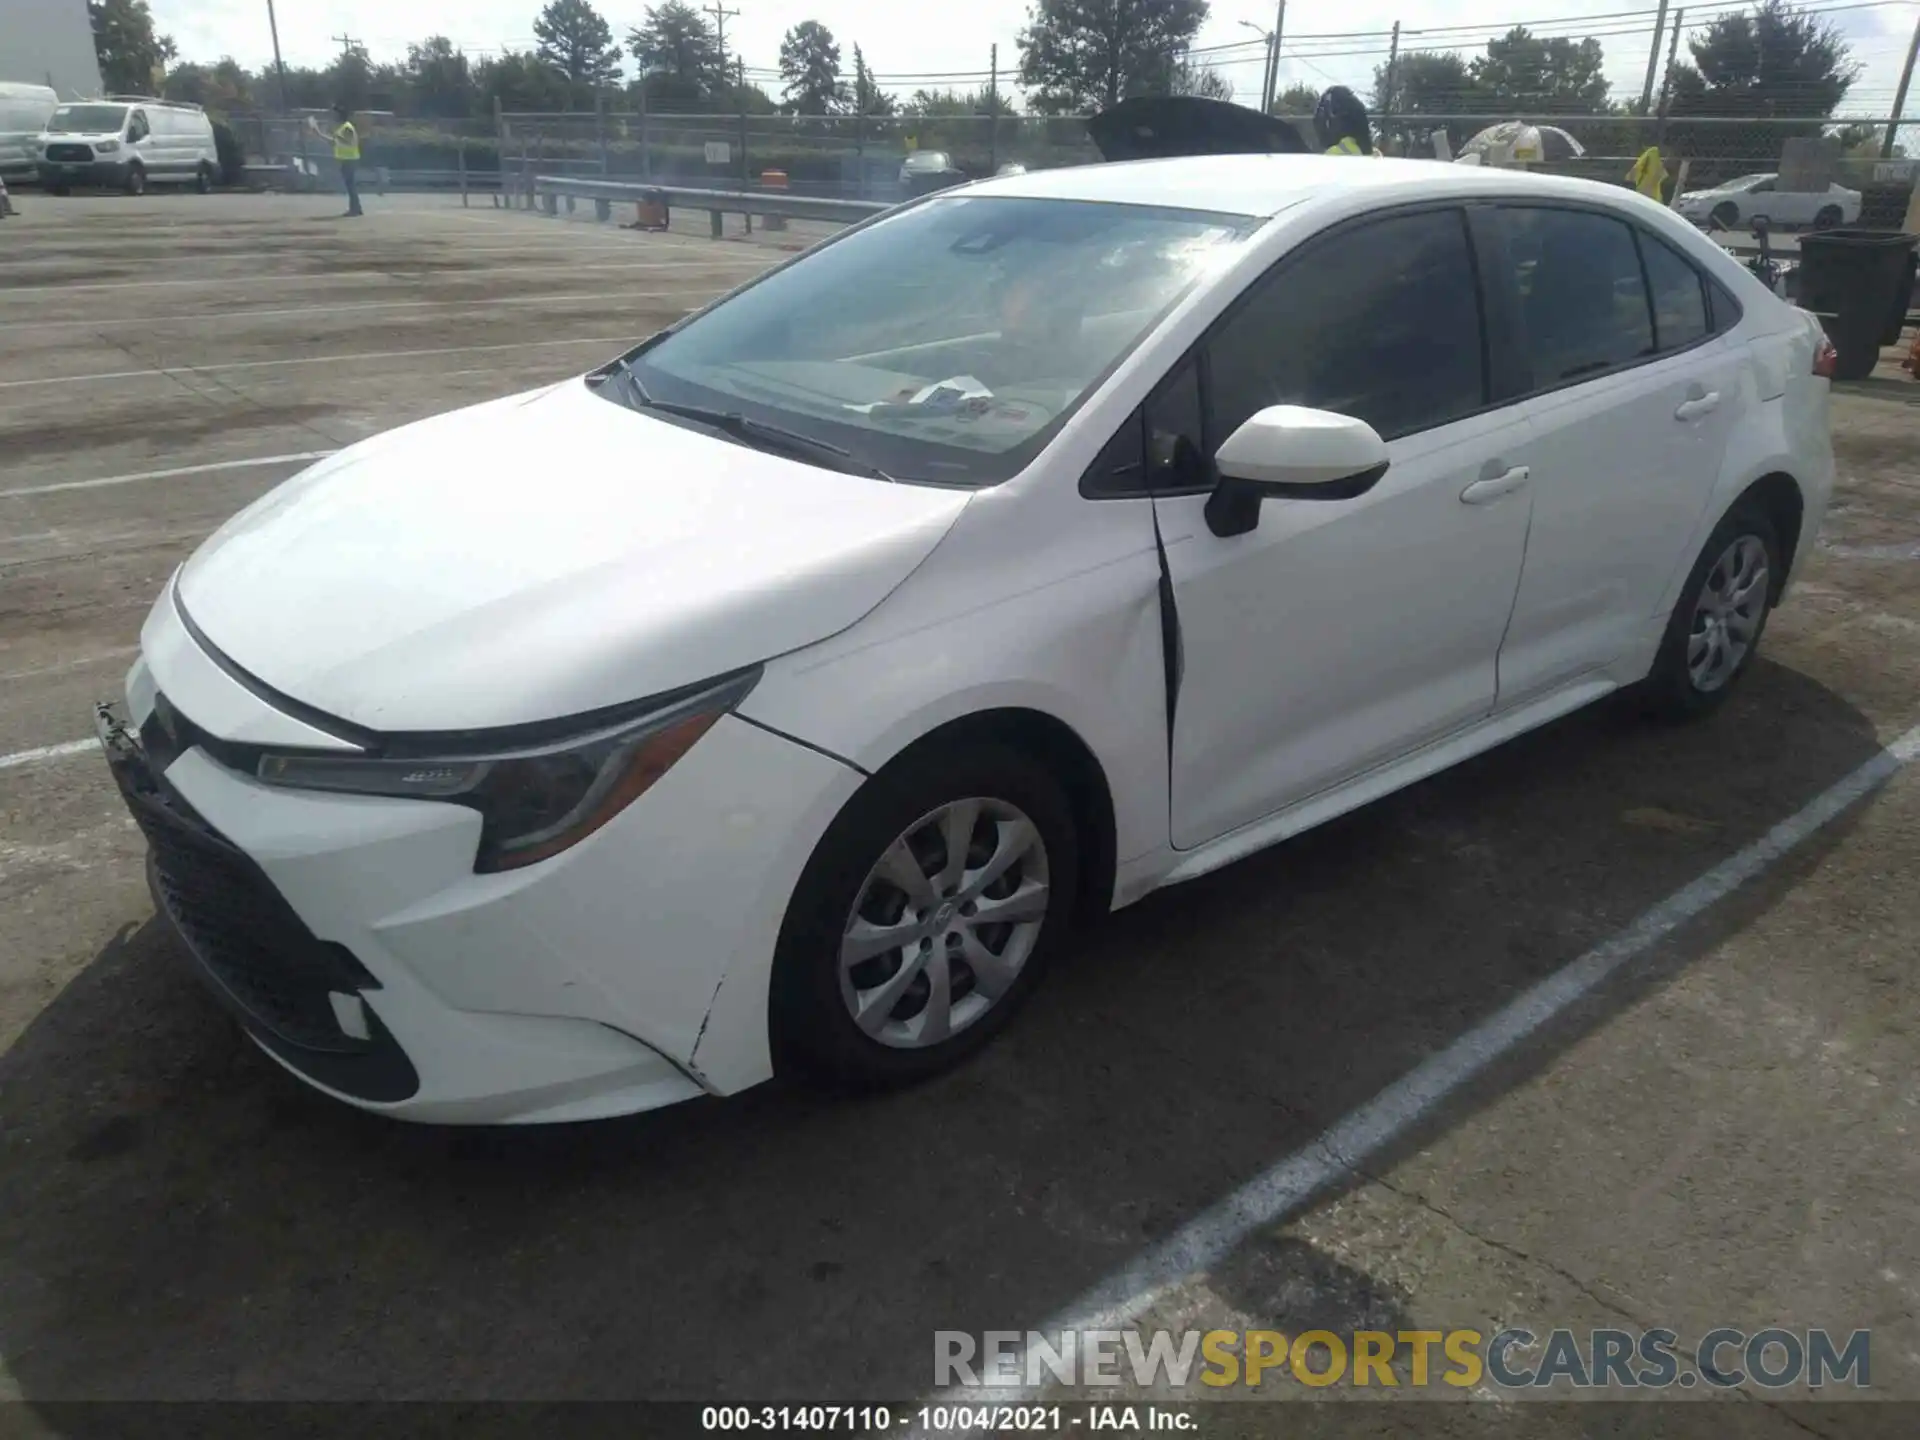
[[47, 104, 127, 133]]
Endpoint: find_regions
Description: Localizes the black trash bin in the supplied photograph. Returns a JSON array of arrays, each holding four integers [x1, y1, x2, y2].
[[1795, 228, 1918, 381]]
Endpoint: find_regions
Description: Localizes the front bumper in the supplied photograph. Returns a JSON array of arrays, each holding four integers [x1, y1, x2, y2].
[[107, 626, 863, 1124], [36, 158, 129, 188]]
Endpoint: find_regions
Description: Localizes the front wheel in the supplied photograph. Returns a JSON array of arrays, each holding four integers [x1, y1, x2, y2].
[[1711, 201, 1740, 229], [124, 164, 145, 196], [771, 741, 1079, 1089], [1640, 502, 1782, 721]]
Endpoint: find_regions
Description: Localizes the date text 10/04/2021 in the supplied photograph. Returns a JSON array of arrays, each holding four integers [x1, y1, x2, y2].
[[701, 1407, 1188, 1432]]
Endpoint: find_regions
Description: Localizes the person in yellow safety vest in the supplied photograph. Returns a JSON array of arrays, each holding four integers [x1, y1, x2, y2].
[[308, 102, 363, 217], [1313, 86, 1379, 157], [1628, 145, 1668, 202]]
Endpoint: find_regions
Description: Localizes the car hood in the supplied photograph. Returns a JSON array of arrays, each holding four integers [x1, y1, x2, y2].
[[177, 380, 972, 733], [1085, 96, 1310, 161]]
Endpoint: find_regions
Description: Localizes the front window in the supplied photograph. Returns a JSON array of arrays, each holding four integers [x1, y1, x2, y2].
[[602, 195, 1254, 487], [47, 104, 128, 134]]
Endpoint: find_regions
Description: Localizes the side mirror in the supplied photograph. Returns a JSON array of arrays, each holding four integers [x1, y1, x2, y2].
[[1204, 405, 1389, 538]]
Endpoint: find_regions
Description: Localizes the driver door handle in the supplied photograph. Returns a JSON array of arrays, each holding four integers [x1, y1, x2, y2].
[[1461, 465, 1530, 505], [1675, 392, 1722, 421]]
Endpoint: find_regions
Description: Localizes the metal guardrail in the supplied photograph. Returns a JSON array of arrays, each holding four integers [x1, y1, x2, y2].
[[525, 173, 889, 236]]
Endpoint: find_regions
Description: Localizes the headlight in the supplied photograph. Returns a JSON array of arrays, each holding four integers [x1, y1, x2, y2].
[[255, 669, 759, 872], [95, 138, 120, 153]]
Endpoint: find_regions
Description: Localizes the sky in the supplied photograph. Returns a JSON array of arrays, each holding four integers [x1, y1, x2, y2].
[[150, 0, 1920, 117]]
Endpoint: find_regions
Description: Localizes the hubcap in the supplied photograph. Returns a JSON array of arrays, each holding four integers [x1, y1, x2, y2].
[[1688, 534, 1769, 692], [839, 797, 1049, 1049]]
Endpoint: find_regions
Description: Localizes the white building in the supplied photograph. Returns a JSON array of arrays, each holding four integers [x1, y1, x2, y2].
[[0, 0, 104, 99]]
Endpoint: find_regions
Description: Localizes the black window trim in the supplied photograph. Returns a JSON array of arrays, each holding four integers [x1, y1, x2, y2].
[[1081, 199, 1498, 500]]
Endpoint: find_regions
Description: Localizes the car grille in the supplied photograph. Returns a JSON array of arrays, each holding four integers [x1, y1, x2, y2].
[[116, 704, 379, 1054], [44, 144, 92, 163]]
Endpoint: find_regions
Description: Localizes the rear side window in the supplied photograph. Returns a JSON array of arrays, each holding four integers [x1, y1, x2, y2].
[[1206, 207, 1488, 443], [1638, 233, 1710, 352], [1707, 275, 1744, 333], [1497, 207, 1653, 390]]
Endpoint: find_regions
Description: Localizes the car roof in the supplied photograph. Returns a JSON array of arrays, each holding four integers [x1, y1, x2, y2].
[[960, 153, 1659, 219]]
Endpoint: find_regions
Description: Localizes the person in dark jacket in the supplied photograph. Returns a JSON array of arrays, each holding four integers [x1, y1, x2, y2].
[[1313, 86, 1377, 157]]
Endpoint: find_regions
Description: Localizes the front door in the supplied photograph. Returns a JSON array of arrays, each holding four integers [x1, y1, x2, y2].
[[1145, 206, 1535, 849]]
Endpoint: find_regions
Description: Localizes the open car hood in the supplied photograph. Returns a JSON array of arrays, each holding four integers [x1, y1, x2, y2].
[[1086, 96, 1311, 162]]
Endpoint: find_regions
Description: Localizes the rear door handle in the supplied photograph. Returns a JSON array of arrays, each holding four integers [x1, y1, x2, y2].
[[1675, 392, 1721, 421], [1461, 466, 1530, 505]]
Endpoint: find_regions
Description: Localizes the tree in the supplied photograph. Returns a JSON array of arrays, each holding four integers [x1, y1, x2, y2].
[[627, 1, 726, 108], [477, 50, 573, 112], [905, 86, 1016, 118], [780, 20, 848, 114], [163, 57, 255, 111], [1170, 56, 1232, 101], [534, 0, 622, 89], [851, 45, 897, 116], [1468, 26, 1610, 114], [1270, 81, 1321, 116], [1017, 0, 1210, 113], [1370, 51, 1471, 116], [327, 42, 373, 111], [407, 37, 475, 118], [89, 0, 177, 94], [1668, 0, 1858, 118]]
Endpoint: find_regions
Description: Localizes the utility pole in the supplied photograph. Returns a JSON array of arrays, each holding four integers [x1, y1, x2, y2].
[[1639, 0, 1670, 114], [704, 3, 740, 87], [988, 43, 999, 172], [332, 33, 362, 57], [1267, 0, 1286, 114], [1654, 7, 1684, 148], [1380, 21, 1401, 143], [1883, 10, 1920, 159], [266, 0, 291, 113]]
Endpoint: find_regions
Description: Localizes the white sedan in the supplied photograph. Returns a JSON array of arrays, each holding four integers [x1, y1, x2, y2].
[[1675, 172, 1862, 231], [102, 156, 1836, 1123]]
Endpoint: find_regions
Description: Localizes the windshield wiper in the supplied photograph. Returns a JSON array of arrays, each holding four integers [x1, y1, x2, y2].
[[596, 365, 895, 483]]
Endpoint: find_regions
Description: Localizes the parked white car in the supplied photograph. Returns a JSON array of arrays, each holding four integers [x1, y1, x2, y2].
[[34, 97, 218, 194], [0, 81, 58, 183], [102, 157, 1835, 1124], [1675, 172, 1861, 231]]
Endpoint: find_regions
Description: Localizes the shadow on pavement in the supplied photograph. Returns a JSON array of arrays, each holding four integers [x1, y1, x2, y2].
[[0, 660, 1893, 1405]]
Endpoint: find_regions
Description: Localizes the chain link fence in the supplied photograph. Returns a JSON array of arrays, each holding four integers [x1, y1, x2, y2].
[[225, 104, 1913, 227]]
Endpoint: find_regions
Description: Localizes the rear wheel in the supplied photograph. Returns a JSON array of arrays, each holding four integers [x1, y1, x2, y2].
[[771, 741, 1079, 1089], [1641, 501, 1782, 721], [195, 162, 213, 194], [124, 164, 145, 196], [1813, 204, 1843, 229], [49, 183, 70, 196], [1711, 201, 1740, 229]]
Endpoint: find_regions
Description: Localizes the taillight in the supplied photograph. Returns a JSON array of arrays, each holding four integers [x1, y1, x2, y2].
[[1813, 335, 1838, 378]]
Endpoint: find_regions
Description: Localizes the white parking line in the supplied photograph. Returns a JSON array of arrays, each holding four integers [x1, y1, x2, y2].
[[0, 256, 775, 297], [0, 335, 642, 391], [0, 452, 336, 500], [0, 738, 97, 772], [4, 287, 718, 331], [924, 718, 1920, 1417]]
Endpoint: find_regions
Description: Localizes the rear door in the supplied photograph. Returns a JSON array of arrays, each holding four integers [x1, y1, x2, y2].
[[1483, 205, 1742, 703]]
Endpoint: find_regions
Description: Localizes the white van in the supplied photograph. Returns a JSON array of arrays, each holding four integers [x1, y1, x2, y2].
[[0, 81, 58, 183], [33, 96, 218, 195]]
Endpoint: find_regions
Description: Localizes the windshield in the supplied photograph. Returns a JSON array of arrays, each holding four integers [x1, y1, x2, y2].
[[47, 104, 127, 134], [604, 195, 1253, 487], [904, 152, 952, 170]]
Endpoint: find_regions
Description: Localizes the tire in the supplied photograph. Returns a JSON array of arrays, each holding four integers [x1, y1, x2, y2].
[[195, 163, 213, 194], [1640, 500, 1782, 721], [1711, 201, 1740, 229], [1813, 205, 1842, 230], [770, 739, 1080, 1090], [124, 164, 145, 196], [49, 184, 70, 196]]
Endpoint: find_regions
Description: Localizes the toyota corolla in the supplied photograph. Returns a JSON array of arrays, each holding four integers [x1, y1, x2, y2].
[[99, 155, 1835, 1123]]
